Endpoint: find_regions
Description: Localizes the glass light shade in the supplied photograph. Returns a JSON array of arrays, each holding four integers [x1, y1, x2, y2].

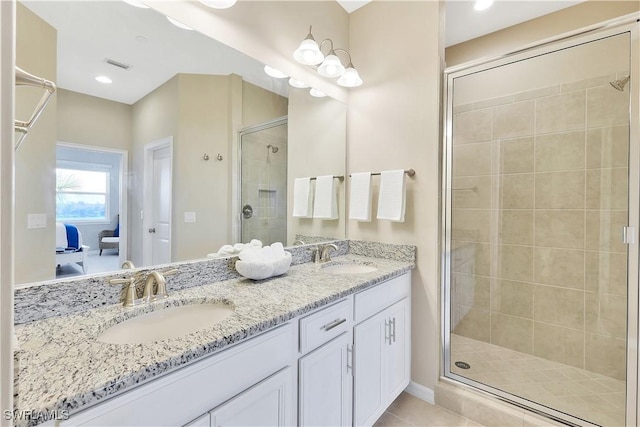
[[309, 88, 327, 98], [264, 65, 288, 79], [317, 54, 345, 78], [337, 66, 363, 88], [293, 39, 324, 65], [199, 0, 237, 9], [288, 78, 309, 89], [474, 0, 494, 11], [166, 16, 193, 30]]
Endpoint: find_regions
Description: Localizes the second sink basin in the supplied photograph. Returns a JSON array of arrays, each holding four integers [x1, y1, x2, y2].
[[98, 303, 235, 345], [322, 263, 378, 275]]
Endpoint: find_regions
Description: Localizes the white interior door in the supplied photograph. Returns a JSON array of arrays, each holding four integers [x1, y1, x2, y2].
[[144, 138, 172, 265]]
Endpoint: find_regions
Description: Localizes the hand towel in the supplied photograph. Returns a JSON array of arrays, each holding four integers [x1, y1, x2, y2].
[[293, 177, 313, 218], [349, 172, 372, 221], [376, 169, 406, 222], [313, 175, 338, 220]]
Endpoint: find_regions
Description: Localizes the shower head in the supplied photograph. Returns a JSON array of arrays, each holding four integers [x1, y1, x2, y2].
[[610, 75, 630, 91], [267, 144, 279, 154]]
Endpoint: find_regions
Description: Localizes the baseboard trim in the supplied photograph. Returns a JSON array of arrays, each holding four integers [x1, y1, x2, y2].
[[404, 381, 435, 404]]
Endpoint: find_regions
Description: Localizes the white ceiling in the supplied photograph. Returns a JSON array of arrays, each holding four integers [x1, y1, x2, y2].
[[22, 1, 587, 106]]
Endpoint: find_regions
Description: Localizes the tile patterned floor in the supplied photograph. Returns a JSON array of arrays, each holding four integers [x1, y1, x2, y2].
[[374, 392, 481, 427], [450, 334, 626, 427]]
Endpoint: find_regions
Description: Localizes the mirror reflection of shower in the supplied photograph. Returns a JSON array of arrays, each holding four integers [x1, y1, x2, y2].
[[610, 75, 630, 91], [267, 144, 279, 154]]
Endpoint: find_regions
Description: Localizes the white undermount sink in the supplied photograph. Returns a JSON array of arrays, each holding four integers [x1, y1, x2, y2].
[[98, 303, 235, 345], [322, 263, 378, 275]]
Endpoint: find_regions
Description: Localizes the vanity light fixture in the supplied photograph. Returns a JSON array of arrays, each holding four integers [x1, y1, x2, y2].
[[95, 75, 113, 84], [293, 26, 363, 87], [264, 65, 288, 79], [474, 0, 494, 11], [288, 78, 309, 89], [309, 88, 327, 98], [166, 16, 194, 31], [199, 0, 237, 9]]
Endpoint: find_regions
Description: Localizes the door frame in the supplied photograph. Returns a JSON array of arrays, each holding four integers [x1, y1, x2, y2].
[[143, 136, 173, 266], [441, 14, 639, 427], [56, 141, 129, 266]]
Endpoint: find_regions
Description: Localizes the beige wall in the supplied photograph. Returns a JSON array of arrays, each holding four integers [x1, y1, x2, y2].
[[446, 0, 640, 67], [348, 1, 444, 390], [242, 81, 288, 128], [15, 3, 56, 284], [57, 89, 131, 150], [287, 89, 347, 244]]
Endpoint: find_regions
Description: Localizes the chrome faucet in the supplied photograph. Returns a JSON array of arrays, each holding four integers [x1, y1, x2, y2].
[[143, 269, 178, 302], [320, 244, 339, 263], [121, 260, 135, 269]]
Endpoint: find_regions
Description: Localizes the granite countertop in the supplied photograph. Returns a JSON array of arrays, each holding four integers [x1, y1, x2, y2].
[[14, 254, 413, 425]]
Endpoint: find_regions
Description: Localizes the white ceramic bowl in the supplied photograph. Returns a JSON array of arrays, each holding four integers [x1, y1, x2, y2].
[[272, 252, 292, 276], [235, 251, 292, 280]]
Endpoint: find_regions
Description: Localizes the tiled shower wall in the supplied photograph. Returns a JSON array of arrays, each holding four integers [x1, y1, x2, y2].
[[451, 73, 630, 380], [241, 125, 288, 245]]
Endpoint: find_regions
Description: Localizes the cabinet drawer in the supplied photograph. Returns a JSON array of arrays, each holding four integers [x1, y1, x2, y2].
[[299, 299, 352, 354], [354, 272, 411, 323]]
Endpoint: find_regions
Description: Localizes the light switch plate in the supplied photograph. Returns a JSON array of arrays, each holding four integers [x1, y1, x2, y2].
[[27, 213, 47, 229], [184, 212, 196, 223]]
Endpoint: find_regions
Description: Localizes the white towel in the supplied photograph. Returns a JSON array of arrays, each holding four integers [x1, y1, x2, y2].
[[293, 177, 313, 218], [376, 170, 406, 222], [313, 175, 338, 220], [349, 172, 372, 221]]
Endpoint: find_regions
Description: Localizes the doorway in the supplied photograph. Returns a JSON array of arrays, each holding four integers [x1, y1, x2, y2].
[[143, 137, 172, 266]]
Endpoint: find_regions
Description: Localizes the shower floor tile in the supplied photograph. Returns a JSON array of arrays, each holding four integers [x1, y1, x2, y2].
[[450, 334, 626, 427]]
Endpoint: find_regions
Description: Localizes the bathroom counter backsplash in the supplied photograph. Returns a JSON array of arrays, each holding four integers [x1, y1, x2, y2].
[[13, 240, 415, 426]]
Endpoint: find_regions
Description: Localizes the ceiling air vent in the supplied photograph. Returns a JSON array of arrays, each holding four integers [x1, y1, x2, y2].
[[104, 58, 132, 70]]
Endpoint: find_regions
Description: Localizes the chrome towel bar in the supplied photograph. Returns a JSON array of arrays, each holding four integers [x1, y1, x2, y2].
[[14, 66, 56, 151]]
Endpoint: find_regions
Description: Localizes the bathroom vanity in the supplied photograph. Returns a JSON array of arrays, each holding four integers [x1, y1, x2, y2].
[[13, 242, 414, 427]]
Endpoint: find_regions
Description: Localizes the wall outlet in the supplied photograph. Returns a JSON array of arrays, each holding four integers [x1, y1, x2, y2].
[[27, 213, 47, 229], [184, 212, 196, 223]]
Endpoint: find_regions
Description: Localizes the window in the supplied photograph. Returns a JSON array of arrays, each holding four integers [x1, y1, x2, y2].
[[56, 168, 110, 222]]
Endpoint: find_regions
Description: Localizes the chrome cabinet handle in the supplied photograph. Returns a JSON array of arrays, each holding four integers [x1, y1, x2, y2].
[[391, 317, 397, 343], [148, 227, 156, 233], [346, 344, 353, 374], [322, 318, 346, 331]]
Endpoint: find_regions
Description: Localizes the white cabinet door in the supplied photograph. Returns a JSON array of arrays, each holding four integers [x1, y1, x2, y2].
[[210, 367, 293, 427], [353, 298, 411, 427], [385, 298, 410, 401], [299, 332, 352, 427]]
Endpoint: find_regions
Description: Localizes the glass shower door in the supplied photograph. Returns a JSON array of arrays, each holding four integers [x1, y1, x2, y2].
[[240, 119, 288, 246], [444, 30, 634, 426]]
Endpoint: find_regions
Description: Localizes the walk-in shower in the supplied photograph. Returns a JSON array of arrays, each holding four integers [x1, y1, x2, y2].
[[443, 24, 638, 427]]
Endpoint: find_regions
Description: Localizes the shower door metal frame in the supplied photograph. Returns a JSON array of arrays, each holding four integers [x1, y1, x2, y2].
[[441, 14, 640, 427]]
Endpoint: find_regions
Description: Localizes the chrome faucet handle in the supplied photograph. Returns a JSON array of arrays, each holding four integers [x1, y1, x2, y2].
[[293, 239, 305, 245], [308, 246, 321, 263], [109, 276, 139, 307], [320, 244, 339, 263]]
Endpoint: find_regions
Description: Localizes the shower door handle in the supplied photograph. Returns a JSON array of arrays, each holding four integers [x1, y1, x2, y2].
[[242, 204, 253, 219], [623, 226, 635, 244]]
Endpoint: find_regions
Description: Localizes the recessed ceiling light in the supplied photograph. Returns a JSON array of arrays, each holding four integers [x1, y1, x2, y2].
[[264, 65, 288, 79], [309, 88, 327, 98], [474, 0, 494, 11], [95, 75, 113, 84], [166, 16, 193, 31], [289, 78, 309, 89], [199, 0, 237, 9], [122, 0, 149, 9]]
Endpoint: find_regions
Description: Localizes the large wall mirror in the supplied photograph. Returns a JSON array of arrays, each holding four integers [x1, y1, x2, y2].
[[15, 0, 347, 285]]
